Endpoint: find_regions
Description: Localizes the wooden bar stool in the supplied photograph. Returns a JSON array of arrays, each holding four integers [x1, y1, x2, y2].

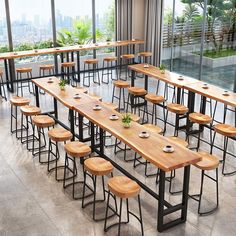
[[112, 80, 130, 111], [126, 87, 147, 121], [212, 123, 236, 175], [82, 157, 115, 221], [144, 93, 166, 127], [61, 62, 76, 86], [83, 59, 100, 87], [165, 103, 189, 136], [119, 54, 135, 81], [47, 128, 72, 181], [104, 176, 144, 236], [0, 70, 7, 101], [189, 151, 219, 215], [10, 96, 30, 138], [102, 57, 118, 84], [39, 64, 54, 77], [64, 141, 91, 199], [32, 115, 55, 164], [20, 105, 41, 151], [138, 51, 152, 64], [187, 112, 213, 150], [133, 124, 163, 177], [16, 67, 34, 96]]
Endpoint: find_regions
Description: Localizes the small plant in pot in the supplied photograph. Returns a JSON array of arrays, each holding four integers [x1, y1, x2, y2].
[[59, 79, 66, 90], [122, 113, 132, 128], [159, 64, 166, 74]]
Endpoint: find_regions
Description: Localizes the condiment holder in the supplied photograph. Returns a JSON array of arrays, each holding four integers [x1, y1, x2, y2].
[[47, 77, 53, 83], [139, 131, 150, 138], [95, 43, 99, 46], [163, 145, 174, 153], [117, 40, 121, 43], [202, 83, 209, 89], [109, 114, 119, 120], [132, 39, 136, 41], [55, 48, 60, 50], [73, 93, 81, 99], [34, 50, 38, 53], [93, 104, 102, 110], [222, 90, 230, 96], [144, 64, 149, 68], [178, 75, 184, 81]]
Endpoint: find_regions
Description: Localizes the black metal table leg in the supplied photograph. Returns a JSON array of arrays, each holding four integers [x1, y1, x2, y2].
[[181, 165, 190, 221], [131, 70, 135, 87], [69, 109, 75, 141], [187, 91, 195, 114], [99, 127, 104, 155], [77, 51, 81, 82], [157, 170, 165, 232], [176, 87, 181, 104], [78, 114, 84, 141], [53, 98, 58, 121], [35, 85, 40, 107], [144, 74, 148, 91], [4, 59, 11, 92]]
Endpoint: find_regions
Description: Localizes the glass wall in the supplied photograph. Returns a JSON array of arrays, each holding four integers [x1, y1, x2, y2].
[[161, 0, 236, 91], [9, 0, 53, 50], [0, 0, 8, 53]]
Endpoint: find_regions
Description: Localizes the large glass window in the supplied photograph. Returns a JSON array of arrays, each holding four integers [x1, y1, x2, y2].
[[55, 0, 93, 46], [9, 0, 53, 50], [0, 0, 8, 53]]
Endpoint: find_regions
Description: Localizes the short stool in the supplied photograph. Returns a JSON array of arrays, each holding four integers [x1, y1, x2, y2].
[[83, 59, 100, 87], [61, 62, 76, 86], [102, 57, 118, 84], [119, 54, 135, 81]]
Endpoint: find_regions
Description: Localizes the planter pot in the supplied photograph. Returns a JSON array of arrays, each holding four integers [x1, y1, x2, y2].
[[60, 86, 65, 91], [123, 122, 131, 128], [161, 70, 165, 74]]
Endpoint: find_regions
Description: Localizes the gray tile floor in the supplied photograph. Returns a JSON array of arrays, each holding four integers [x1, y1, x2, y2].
[[0, 74, 236, 236]]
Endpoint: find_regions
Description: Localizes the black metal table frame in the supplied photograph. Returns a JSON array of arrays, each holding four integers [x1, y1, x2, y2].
[[34, 82, 192, 232]]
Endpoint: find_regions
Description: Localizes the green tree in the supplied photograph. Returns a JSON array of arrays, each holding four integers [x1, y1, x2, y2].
[[104, 2, 115, 41], [0, 45, 9, 53], [183, 3, 200, 22]]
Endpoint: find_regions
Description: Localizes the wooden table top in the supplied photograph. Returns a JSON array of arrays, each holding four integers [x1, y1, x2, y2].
[[32, 77, 95, 109], [184, 81, 236, 108], [0, 39, 144, 60], [74, 101, 201, 172], [128, 64, 199, 88]]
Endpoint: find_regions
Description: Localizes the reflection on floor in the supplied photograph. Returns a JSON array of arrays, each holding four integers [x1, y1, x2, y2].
[[0, 75, 236, 236]]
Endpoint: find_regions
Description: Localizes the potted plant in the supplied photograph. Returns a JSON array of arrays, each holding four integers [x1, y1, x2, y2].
[[159, 64, 166, 74], [122, 113, 132, 128], [59, 79, 66, 90]]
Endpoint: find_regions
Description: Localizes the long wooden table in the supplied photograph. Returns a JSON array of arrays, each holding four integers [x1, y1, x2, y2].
[[1, 39, 144, 92], [32, 76, 201, 232]]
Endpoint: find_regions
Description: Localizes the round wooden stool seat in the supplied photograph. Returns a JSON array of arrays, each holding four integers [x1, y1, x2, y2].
[[121, 54, 135, 60], [61, 62, 75, 68], [48, 128, 72, 142], [84, 59, 99, 64], [213, 123, 236, 137], [102, 102, 118, 110], [145, 93, 165, 104], [104, 57, 117, 62], [20, 105, 41, 116], [128, 87, 147, 96], [167, 136, 188, 148], [10, 96, 30, 106], [0, 70, 3, 76], [189, 112, 212, 125], [194, 151, 219, 170], [90, 93, 102, 101], [113, 80, 130, 88], [167, 103, 189, 115], [138, 52, 152, 57], [65, 141, 91, 158], [16, 67, 32, 73], [143, 124, 162, 134], [108, 176, 141, 199], [84, 157, 113, 176], [32, 115, 55, 128], [39, 64, 54, 70]]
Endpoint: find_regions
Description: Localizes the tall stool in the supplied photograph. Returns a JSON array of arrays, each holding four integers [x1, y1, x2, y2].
[[189, 151, 219, 215], [39, 64, 54, 77], [83, 59, 100, 87], [32, 115, 55, 164], [165, 103, 189, 136], [10, 96, 30, 138], [61, 62, 76, 86], [144, 93, 165, 127], [138, 51, 152, 64], [102, 57, 118, 84], [104, 176, 144, 236], [112, 80, 130, 111], [133, 124, 163, 177], [0, 70, 7, 101], [119, 54, 135, 81], [126, 87, 147, 121], [64, 141, 91, 199], [47, 128, 72, 181], [16, 67, 34, 96], [82, 157, 114, 221], [20, 105, 41, 150], [187, 112, 213, 150], [213, 123, 236, 175]]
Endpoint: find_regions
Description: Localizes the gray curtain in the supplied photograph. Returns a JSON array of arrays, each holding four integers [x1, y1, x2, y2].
[[144, 0, 163, 66], [116, 0, 133, 55]]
